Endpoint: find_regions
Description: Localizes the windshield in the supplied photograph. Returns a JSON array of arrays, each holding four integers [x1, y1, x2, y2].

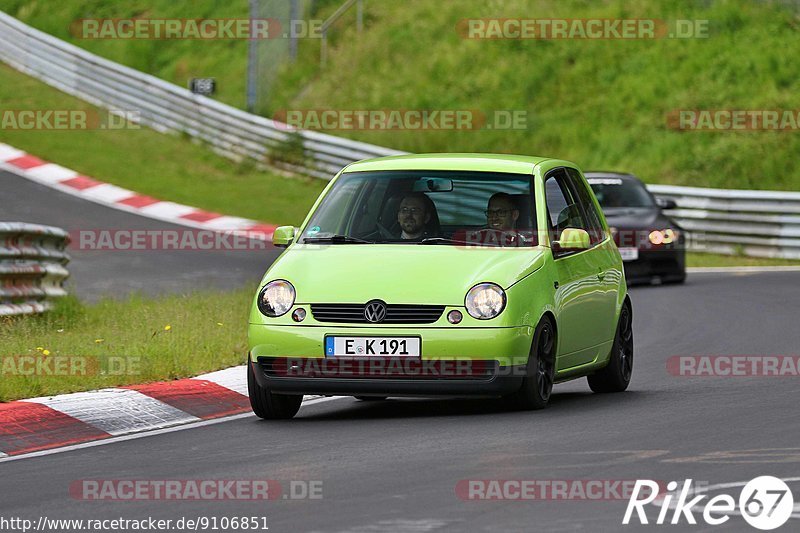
[[587, 177, 655, 208], [301, 170, 538, 247]]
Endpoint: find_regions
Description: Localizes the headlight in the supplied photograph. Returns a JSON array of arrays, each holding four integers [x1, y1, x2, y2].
[[648, 229, 678, 245], [465, 283, 506, 320], [257, 280, 295, 317]]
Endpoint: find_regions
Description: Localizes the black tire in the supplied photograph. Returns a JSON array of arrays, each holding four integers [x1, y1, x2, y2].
[[588, 300, 633, 393], [247, 361, 303, 419], [505, 317, 556, 410], [354, 396, 388, 401]]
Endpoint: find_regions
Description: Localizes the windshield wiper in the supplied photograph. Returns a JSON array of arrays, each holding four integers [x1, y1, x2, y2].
[[303, 235, 374, 244], [418, 237, 470, 245]]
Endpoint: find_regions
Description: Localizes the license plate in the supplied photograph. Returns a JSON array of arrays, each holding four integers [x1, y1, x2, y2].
[[619, 247, 639, 262], [325, 337, 420, 357]]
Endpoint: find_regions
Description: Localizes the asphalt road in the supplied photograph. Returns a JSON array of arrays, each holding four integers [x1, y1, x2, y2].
[[3, 169, 799, 531], [1, 170, 280, 300], [2, 270, 799, 532]]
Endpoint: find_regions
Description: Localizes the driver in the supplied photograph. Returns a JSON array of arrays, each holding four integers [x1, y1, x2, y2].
[[397, 192, 435, 240]]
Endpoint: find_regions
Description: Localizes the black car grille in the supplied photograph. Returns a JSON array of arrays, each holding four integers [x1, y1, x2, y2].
[[310, 303, 445, 324]]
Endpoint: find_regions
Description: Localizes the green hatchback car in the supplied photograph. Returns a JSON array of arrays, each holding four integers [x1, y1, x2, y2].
[[248, 154, 633, 419]]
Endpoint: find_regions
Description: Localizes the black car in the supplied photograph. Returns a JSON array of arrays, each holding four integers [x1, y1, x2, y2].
[[586, 172, 686, 285]]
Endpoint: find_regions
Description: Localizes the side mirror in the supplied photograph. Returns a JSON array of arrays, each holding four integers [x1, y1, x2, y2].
[[272, 226, 296, 248], [553, 228, 590, 252], [656, 197, 677, 210]]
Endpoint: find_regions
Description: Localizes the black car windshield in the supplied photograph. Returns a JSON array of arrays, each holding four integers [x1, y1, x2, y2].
[[301, 170, 538, 247], [587, 177, 655, 208]]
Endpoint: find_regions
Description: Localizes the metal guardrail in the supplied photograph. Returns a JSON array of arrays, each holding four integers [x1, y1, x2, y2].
[[0, 11, 401, 181], [648, 185, 800, 259], [0, 223, 70, 316], [2, 12, 800, 260]]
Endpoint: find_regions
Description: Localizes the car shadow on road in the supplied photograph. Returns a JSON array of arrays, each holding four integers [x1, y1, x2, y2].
[[290, 390, 652, 421]]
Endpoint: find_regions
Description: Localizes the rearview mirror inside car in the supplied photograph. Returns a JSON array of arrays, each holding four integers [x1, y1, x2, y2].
[[413, 177, 454, 192]]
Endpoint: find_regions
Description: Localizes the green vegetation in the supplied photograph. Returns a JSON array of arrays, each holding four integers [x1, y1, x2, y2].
[[4, 0, 800, 190], [687, 252, 800, 268], [0, 288, 254, 402], [0, 63, 326, 225]]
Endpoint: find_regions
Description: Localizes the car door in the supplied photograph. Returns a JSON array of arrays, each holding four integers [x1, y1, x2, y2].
[[544, 168, 608, 370], [566, 167, 621, 348]]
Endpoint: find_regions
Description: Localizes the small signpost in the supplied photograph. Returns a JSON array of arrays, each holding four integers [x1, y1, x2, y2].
[[189, 78, 216, 96]]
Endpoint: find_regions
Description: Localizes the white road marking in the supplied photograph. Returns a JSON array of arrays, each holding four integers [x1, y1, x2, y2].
[[0, 395, 343, 463], [200, 216, 255, 230], [24, 163, 77, 183], [25, 388, 199, 436], [193, 365, 248, 396], [80, 183, 136, 203], [138, 201, 198, 218], [0, 143, 25, 160]]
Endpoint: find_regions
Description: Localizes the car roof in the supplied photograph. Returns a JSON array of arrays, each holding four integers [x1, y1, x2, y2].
[[344, 153, 555, 175]]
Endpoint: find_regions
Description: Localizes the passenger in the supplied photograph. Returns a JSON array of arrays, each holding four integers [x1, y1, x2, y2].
[[485, 192, 520, 231]]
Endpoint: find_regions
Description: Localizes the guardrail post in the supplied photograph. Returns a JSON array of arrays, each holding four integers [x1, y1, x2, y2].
[[321, 28, 328, 66]]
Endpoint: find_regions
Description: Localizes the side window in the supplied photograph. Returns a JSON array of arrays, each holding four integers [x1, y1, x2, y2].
[[544, 169, 589, 237], [566, 168, 605, 244]]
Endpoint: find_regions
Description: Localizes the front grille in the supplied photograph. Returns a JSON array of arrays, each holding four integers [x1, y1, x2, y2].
[[310, 303, 445, 324]]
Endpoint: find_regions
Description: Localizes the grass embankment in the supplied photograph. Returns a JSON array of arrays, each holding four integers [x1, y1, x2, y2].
[[686, 252, 800, 268], [0, 63, 326, 226], [0, 288, 254, 402], [6, 0, 800, 190]]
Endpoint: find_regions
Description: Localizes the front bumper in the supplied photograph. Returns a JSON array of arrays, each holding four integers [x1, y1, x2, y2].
[[248, 324, 533, 397], [623, 248, 686, 284]]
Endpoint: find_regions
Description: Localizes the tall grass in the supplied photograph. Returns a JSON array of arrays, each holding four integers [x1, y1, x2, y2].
[[0, 288, 254, 402]]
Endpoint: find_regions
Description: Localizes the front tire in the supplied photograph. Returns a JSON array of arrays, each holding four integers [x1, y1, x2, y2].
[[505, 317, 556, 410], [248, 361, 303, 419], [588, 300, 633, 393]]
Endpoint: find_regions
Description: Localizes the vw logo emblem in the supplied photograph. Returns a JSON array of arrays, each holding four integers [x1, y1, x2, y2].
[[364, 300, 387, 323]]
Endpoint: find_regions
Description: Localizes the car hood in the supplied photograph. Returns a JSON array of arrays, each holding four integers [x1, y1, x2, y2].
[[602, 207, 678, 229], [261, 244, 547, 306]]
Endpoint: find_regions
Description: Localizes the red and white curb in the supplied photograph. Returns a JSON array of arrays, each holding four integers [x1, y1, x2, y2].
[[0, 365, 330, 459], [0, 143, 277, 239]]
